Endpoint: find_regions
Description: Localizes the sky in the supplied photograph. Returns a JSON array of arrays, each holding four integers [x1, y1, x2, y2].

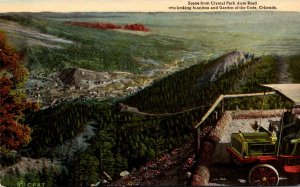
[[0, 0, 299, 12]]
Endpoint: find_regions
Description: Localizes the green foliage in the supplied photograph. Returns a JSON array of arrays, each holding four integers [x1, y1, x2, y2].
[[123, 55, 282, 112], [114, 153, 128, 175], [225, 55, 282, 110], [0, 151, 21, 167], [1, 170, 58, 187], [1, 174, 21, 187], [239, 56, 279, 91], [24, 99, 114, 156], [77, 153, 99, 186], [24, 171, 41, 184], [287, 55, 300, 82], [22, 53, 292, 186], [91, 129, 115, 174], [39, 167, 56, 187]]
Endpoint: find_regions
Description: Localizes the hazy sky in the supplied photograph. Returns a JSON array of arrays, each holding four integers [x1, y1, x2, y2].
[[0, 0, 299, 12]]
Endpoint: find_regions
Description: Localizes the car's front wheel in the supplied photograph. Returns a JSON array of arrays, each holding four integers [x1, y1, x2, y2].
[[249, 164, 279, 186]]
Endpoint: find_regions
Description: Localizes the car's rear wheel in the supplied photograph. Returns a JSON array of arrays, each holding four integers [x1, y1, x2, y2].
[[249, 164, 279, 186]]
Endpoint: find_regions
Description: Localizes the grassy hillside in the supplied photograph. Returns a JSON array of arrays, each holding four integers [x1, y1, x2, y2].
[[0, 14, 187, 75]]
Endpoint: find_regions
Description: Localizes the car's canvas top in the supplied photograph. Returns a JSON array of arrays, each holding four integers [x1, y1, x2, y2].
[[262, 84, 300, 106]]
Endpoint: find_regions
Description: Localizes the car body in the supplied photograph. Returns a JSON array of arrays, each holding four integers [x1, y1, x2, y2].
[[227, 84, 300, 185]]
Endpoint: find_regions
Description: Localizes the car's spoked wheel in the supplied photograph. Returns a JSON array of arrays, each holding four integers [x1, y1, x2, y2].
[[249, 164, 279, 186]]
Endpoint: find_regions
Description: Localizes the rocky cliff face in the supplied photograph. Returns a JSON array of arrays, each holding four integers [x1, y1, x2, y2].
[[198, 51, 254, 85], [58, 67, 110, 88]]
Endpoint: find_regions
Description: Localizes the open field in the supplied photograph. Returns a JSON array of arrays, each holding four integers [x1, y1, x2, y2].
[[47, 12, 300, 58], [1, 12, 300, 74]]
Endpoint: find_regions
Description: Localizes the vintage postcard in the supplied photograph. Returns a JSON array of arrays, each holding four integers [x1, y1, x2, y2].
[[0, 0, 299, 186]]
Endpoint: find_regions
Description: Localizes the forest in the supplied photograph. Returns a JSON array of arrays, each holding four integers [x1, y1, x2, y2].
[[3, 52, 296, 186]]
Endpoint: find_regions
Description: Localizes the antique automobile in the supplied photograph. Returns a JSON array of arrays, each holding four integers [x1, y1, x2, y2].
[[226, 84, 300, 185]]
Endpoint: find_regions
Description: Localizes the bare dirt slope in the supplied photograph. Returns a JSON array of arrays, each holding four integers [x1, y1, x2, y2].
[[277, 56, 291, 83], [111, 142, 195, 186], [0, 19, 73, 48], [0, 157, 61, 177]]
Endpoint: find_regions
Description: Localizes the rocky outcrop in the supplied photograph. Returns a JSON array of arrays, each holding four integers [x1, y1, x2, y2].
[[198, 51, 254, 85], [58, 68, 100, 88], [58, 67, 134, 89]]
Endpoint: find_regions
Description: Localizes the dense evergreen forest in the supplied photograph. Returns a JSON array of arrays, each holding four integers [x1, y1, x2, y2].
[[2, 53, 298, 187]]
